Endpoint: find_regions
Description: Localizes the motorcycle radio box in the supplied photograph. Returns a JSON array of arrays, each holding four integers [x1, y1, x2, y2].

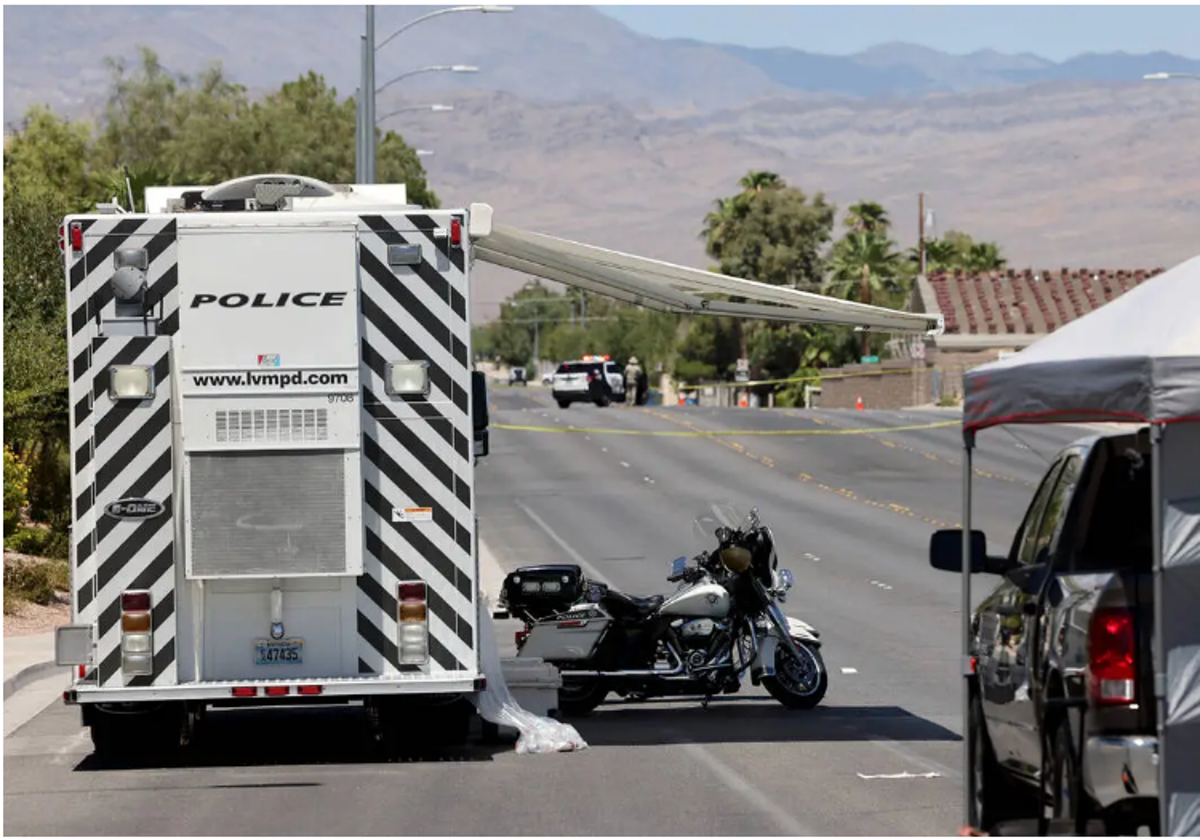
[[500, 564, 586, 621]]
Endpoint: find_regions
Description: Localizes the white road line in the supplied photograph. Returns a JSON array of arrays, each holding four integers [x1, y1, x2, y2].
[[869, 736, 962, 781], [643, 476, 654, 484], [856, 771, 941, 780], [601, 447, 608, 453], [841, 667, 859, 674], [670, 736, 814, 836], [620, 461, 630, 469], [513, 498, 612, 586]]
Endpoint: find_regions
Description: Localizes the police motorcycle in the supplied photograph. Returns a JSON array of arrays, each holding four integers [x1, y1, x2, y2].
[[497, 503, 828, 715]]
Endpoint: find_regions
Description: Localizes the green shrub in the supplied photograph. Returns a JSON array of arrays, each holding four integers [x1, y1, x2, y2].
[[5, 526, 52, 557], [3, 557, 67, 606], [4, 447, 32, 536]]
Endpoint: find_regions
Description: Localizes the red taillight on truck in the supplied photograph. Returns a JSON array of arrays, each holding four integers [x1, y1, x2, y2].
[[397, 581, 429, 665], [1088, 607, 1136, 706], [120, 589, 153, 676]]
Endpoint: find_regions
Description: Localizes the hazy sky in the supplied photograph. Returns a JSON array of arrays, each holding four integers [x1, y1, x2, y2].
[[595, 5, 1200, 60]]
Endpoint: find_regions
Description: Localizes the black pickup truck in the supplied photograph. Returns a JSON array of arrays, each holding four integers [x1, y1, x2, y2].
[[930, 427, 1158, 835]]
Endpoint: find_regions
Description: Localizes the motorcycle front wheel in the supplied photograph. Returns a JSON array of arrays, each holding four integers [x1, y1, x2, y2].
[[762, 637, 828, 709]]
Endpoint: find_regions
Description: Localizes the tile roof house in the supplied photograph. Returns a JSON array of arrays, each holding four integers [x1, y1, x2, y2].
[[912, 267, 1166, 351]]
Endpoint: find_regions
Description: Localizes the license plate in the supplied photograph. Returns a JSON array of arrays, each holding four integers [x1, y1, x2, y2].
[[255, 639, 303, 666]]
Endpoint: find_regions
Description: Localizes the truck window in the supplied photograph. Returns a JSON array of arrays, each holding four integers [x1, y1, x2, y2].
[[1072, 444, 1153, 572], [556, 362, 602, 375], [1030, 453, 1082, 564], [1015, 460, 1066, 565]]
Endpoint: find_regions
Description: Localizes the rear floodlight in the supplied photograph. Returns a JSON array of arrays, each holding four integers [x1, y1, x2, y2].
[[109, 366, 155, 401], [385, 360, 430, 397]]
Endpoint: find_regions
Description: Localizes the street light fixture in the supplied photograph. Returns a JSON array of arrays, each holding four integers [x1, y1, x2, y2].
[[376, 5, 513, 53], [416, 150, 435, 158], [376, 103, 454, 123], [360, 4, 513, 183], [376, 65, 478, 96]]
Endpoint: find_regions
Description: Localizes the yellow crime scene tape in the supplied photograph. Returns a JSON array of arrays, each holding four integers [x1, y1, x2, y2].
[[678, 364, 970, 391], [492, 419, 962, 437]]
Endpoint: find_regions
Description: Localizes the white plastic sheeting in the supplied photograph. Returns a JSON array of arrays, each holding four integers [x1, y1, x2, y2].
[[472, 596, 588, 755]]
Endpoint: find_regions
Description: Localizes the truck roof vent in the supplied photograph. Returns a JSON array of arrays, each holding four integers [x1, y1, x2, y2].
[[200, 174, 336, 211]]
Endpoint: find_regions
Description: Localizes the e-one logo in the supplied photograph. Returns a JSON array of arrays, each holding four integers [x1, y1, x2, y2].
[[190, 292, 349, 309], [104, 499, 165, 520]]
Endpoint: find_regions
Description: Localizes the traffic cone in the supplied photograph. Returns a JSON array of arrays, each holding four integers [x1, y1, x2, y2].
[[856, 396, 864, 411]]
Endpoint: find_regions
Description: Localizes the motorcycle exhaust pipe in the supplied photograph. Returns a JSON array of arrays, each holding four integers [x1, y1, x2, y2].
[[560, 647, 685, 678]]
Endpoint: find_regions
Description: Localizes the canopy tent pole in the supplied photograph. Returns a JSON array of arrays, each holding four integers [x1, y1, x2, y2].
[[962, 430, 976, 828], [1151, 423, 1167, 836]]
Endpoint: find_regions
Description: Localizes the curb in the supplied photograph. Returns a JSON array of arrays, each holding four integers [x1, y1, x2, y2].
[[3, 659, 60, 702]]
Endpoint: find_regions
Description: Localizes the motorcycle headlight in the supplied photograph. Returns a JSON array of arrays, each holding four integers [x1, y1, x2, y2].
[[779, 569, 795, 590]]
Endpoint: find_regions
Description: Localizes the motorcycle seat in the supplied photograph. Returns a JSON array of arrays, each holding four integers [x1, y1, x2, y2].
[[604, 590, 664, 617]]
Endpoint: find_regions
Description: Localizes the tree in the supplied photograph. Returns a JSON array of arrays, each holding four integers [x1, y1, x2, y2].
[[844, 200, 890, 235], [826, 228, 906, 358], [693, 172, 836, 382], [91, 49, 439, 207], [908, 230, 1007, 273]]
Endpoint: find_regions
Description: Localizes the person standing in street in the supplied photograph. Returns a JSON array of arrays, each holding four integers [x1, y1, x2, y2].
[[624, 356, 643, 405]]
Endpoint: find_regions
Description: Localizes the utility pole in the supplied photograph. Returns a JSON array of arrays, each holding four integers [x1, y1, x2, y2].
[[861, 263, 871, 359], [364, 6, 377, 183], [918, 192, 926, 276]]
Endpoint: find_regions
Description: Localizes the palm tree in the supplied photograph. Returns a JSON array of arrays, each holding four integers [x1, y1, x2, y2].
[[964, 241, 1007, 272], [826, 232, 905, 357], [907, 238, 959, 273], [739, 171, 784, 195], [844, 200, 890, 235]]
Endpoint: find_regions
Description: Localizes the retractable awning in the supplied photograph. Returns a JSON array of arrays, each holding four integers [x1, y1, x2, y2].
[[472, 221, 944, 335]]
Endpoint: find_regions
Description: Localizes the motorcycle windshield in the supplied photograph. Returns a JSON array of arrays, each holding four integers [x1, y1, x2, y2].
[[690, 500, 752, 557]]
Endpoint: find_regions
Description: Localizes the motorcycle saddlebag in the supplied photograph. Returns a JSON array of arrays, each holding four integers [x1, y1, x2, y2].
[[501, 564, 585, 621], [520, 605, 612, 662]]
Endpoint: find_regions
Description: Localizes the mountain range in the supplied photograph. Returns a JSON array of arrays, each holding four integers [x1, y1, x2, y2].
[[5, 5, 1199, 322]]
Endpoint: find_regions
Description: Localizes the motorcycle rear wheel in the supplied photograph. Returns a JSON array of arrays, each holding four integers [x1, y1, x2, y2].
[[557, 680, 609, 717], [763, 637, 828, 709]]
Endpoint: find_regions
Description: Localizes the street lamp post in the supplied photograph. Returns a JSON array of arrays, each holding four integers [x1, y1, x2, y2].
[[360, 4, 512, 183]]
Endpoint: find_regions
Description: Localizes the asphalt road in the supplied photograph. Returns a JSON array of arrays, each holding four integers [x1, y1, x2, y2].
[[4, 391, 1091, 836]]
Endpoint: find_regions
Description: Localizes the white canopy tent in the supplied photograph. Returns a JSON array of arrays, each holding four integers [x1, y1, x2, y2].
[[959, 254, 1200, 836]]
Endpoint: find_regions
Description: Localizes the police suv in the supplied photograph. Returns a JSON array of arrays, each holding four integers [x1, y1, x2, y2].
[[550, 356, 625, 408]]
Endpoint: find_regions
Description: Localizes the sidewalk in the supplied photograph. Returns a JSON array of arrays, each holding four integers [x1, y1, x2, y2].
[[3, 631, 58, 701]]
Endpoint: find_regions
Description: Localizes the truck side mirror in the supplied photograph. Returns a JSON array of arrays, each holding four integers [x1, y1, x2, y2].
[[929, 529, 1009, 575], [472, 370, 489, 458]]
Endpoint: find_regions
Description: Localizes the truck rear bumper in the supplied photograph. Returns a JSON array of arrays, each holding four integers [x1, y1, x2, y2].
[[1083, 734, 1159, 808], [64, 674, 484, 705]]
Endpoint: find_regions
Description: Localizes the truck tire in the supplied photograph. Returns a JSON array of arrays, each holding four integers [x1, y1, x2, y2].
[[557, 400, 571, 409], [969, 692, 1038, 832], [373, 697, 472, 759], [88, 703, 183, 762], [1047, 717, 1095, 827]]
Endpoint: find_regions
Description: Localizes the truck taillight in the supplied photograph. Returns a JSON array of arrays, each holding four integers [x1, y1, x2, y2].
[[120, 589, 153, 676], [397, 581, 429, 665], [450, 217, 462, 247], [70, 222, 83, 251], [1088, 607, 1136, 706]]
